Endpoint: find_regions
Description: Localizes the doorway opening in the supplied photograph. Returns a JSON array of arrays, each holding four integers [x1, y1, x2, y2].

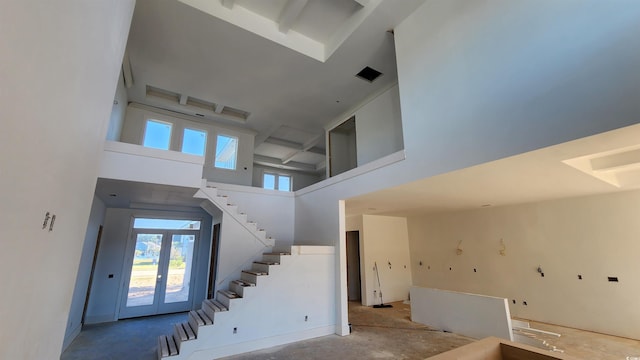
[[119, 218, 200, 319], [329, 116, 357, 177], [346, 230, 362, 302]]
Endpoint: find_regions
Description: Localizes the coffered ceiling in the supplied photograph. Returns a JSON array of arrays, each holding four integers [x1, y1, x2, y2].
[[124, 0, 426, 175]]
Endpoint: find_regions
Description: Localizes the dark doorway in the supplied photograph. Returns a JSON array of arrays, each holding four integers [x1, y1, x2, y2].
[[207, 223, 221, 299], [329, 116, 357, 177], [346, 231, 362, 301]]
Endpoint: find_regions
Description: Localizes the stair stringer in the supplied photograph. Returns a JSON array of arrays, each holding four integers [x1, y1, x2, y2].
[[195, 184, 277, 291], [166, 246, 336, 360]]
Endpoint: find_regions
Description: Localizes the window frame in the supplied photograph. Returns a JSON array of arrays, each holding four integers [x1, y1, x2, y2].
[[142, 119, 173, 150], [181, 127, 208, 157], [214, 134, 239, 170], [262, 172, 292, 192]]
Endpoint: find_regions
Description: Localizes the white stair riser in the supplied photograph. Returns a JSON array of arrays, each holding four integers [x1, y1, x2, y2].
[[252, 263, 271, 273], [240, 272, 260, 284]]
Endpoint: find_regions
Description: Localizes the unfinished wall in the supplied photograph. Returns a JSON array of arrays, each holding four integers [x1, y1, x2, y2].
[[0, 1, 134, 358], [407, 190, 640, 340], [120, 104, 256, 186], [361, 215, 412, 306]]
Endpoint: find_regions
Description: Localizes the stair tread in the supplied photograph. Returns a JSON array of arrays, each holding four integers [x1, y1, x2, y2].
[[167, 334, 178, 356], [189, 310, 204, 326], [182, 322, 196, 340], [218, 289, 241, 298], [263, 252, 291, 255], [158, 335, 169, 358], [210, 299, 229, 311], [232, 279, 256, 287], [174, 323, 187, 342], [243, 270, 268, 276], [254, 261, 279, 265], [196, 309, 213, 325], [205, 298, 230, 311]]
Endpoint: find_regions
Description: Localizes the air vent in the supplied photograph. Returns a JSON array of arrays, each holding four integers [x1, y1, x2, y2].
[[355, 66, 383, 83]]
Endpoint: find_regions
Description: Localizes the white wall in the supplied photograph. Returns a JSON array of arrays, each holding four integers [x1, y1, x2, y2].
[[106, 72, 128, 141], [100, 141, 205, 188], [0, 2, 134, 358], [295, 0, 640, 336], [84, 207, 212, 324], [62, 196, 107, 350], [211, 183, 296, 250], [395, 0, 640, 178], [326, 85, 404, 178], [355, 85, 403, 166], [361, 215, 412, 306], [252, 164, 324, 192], [407, 189, 640, 340], [120, 104, 256, 186], [174, 246, 336, 360]]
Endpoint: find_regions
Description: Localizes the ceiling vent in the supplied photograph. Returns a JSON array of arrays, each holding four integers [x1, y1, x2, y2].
[[355, 66, 383, 83]]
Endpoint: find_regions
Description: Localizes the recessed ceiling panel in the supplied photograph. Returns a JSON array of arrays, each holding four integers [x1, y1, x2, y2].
[[293, 0, 362, 43]]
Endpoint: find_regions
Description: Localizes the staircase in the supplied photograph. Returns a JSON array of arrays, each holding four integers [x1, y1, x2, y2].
[[157, 251, 291, 359], [156, 182, 335, 359], [194, 183, 275, 248]]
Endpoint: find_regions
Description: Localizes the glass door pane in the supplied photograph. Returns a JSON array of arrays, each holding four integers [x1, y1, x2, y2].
[[164, 234, 195, 304], [126, 233, 163, 307]]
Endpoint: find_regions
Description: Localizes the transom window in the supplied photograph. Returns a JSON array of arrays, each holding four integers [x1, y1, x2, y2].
[[215, 134, 238, 170], [143, 120, 172, 150], [263, 173, 292, 192], [182, 128, 207, 156], [133, 218, 201, 230]]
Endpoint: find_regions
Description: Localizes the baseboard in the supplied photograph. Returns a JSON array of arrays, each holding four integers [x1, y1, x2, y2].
[[83, 314, 116, 325], [61, 324, 82, 352], [188, 325, 336, 360]]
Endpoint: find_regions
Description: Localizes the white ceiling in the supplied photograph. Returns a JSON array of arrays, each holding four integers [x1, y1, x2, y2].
[[346, 123, 640, 217], [124, 0, 426, 175]]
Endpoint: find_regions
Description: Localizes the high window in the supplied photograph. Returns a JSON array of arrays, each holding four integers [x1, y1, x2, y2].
[[181, 128, 207, 156], [214, 134, 238, 170], [143, 120, 172, 150], [263, 173, 292, 192]]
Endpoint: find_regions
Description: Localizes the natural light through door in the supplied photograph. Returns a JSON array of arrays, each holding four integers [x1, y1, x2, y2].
[[120, 219, 200, 319]]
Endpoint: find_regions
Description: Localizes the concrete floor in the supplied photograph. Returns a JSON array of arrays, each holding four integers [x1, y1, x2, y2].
[[62, 301, 640, 359]]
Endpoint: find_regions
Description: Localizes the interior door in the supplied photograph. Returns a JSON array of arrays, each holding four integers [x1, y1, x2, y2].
[[119, 229, 198, 318]]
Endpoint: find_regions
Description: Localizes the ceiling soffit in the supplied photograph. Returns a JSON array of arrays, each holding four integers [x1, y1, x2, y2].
[[178, 0, 382, 62]]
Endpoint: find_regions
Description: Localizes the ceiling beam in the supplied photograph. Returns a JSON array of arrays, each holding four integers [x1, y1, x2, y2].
[[278, 0, 308, 34], [306, 146, 325, 155], [254, 154, 320, 173], [179, 94, 188, 105], [282, 134, 324, 164], [221, 0, 235, 9], [264, 137, 304, 150], [214, 103, 225, 114]]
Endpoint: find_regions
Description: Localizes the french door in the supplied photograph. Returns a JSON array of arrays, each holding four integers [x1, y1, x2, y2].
[[119, 229, 198, 318]]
